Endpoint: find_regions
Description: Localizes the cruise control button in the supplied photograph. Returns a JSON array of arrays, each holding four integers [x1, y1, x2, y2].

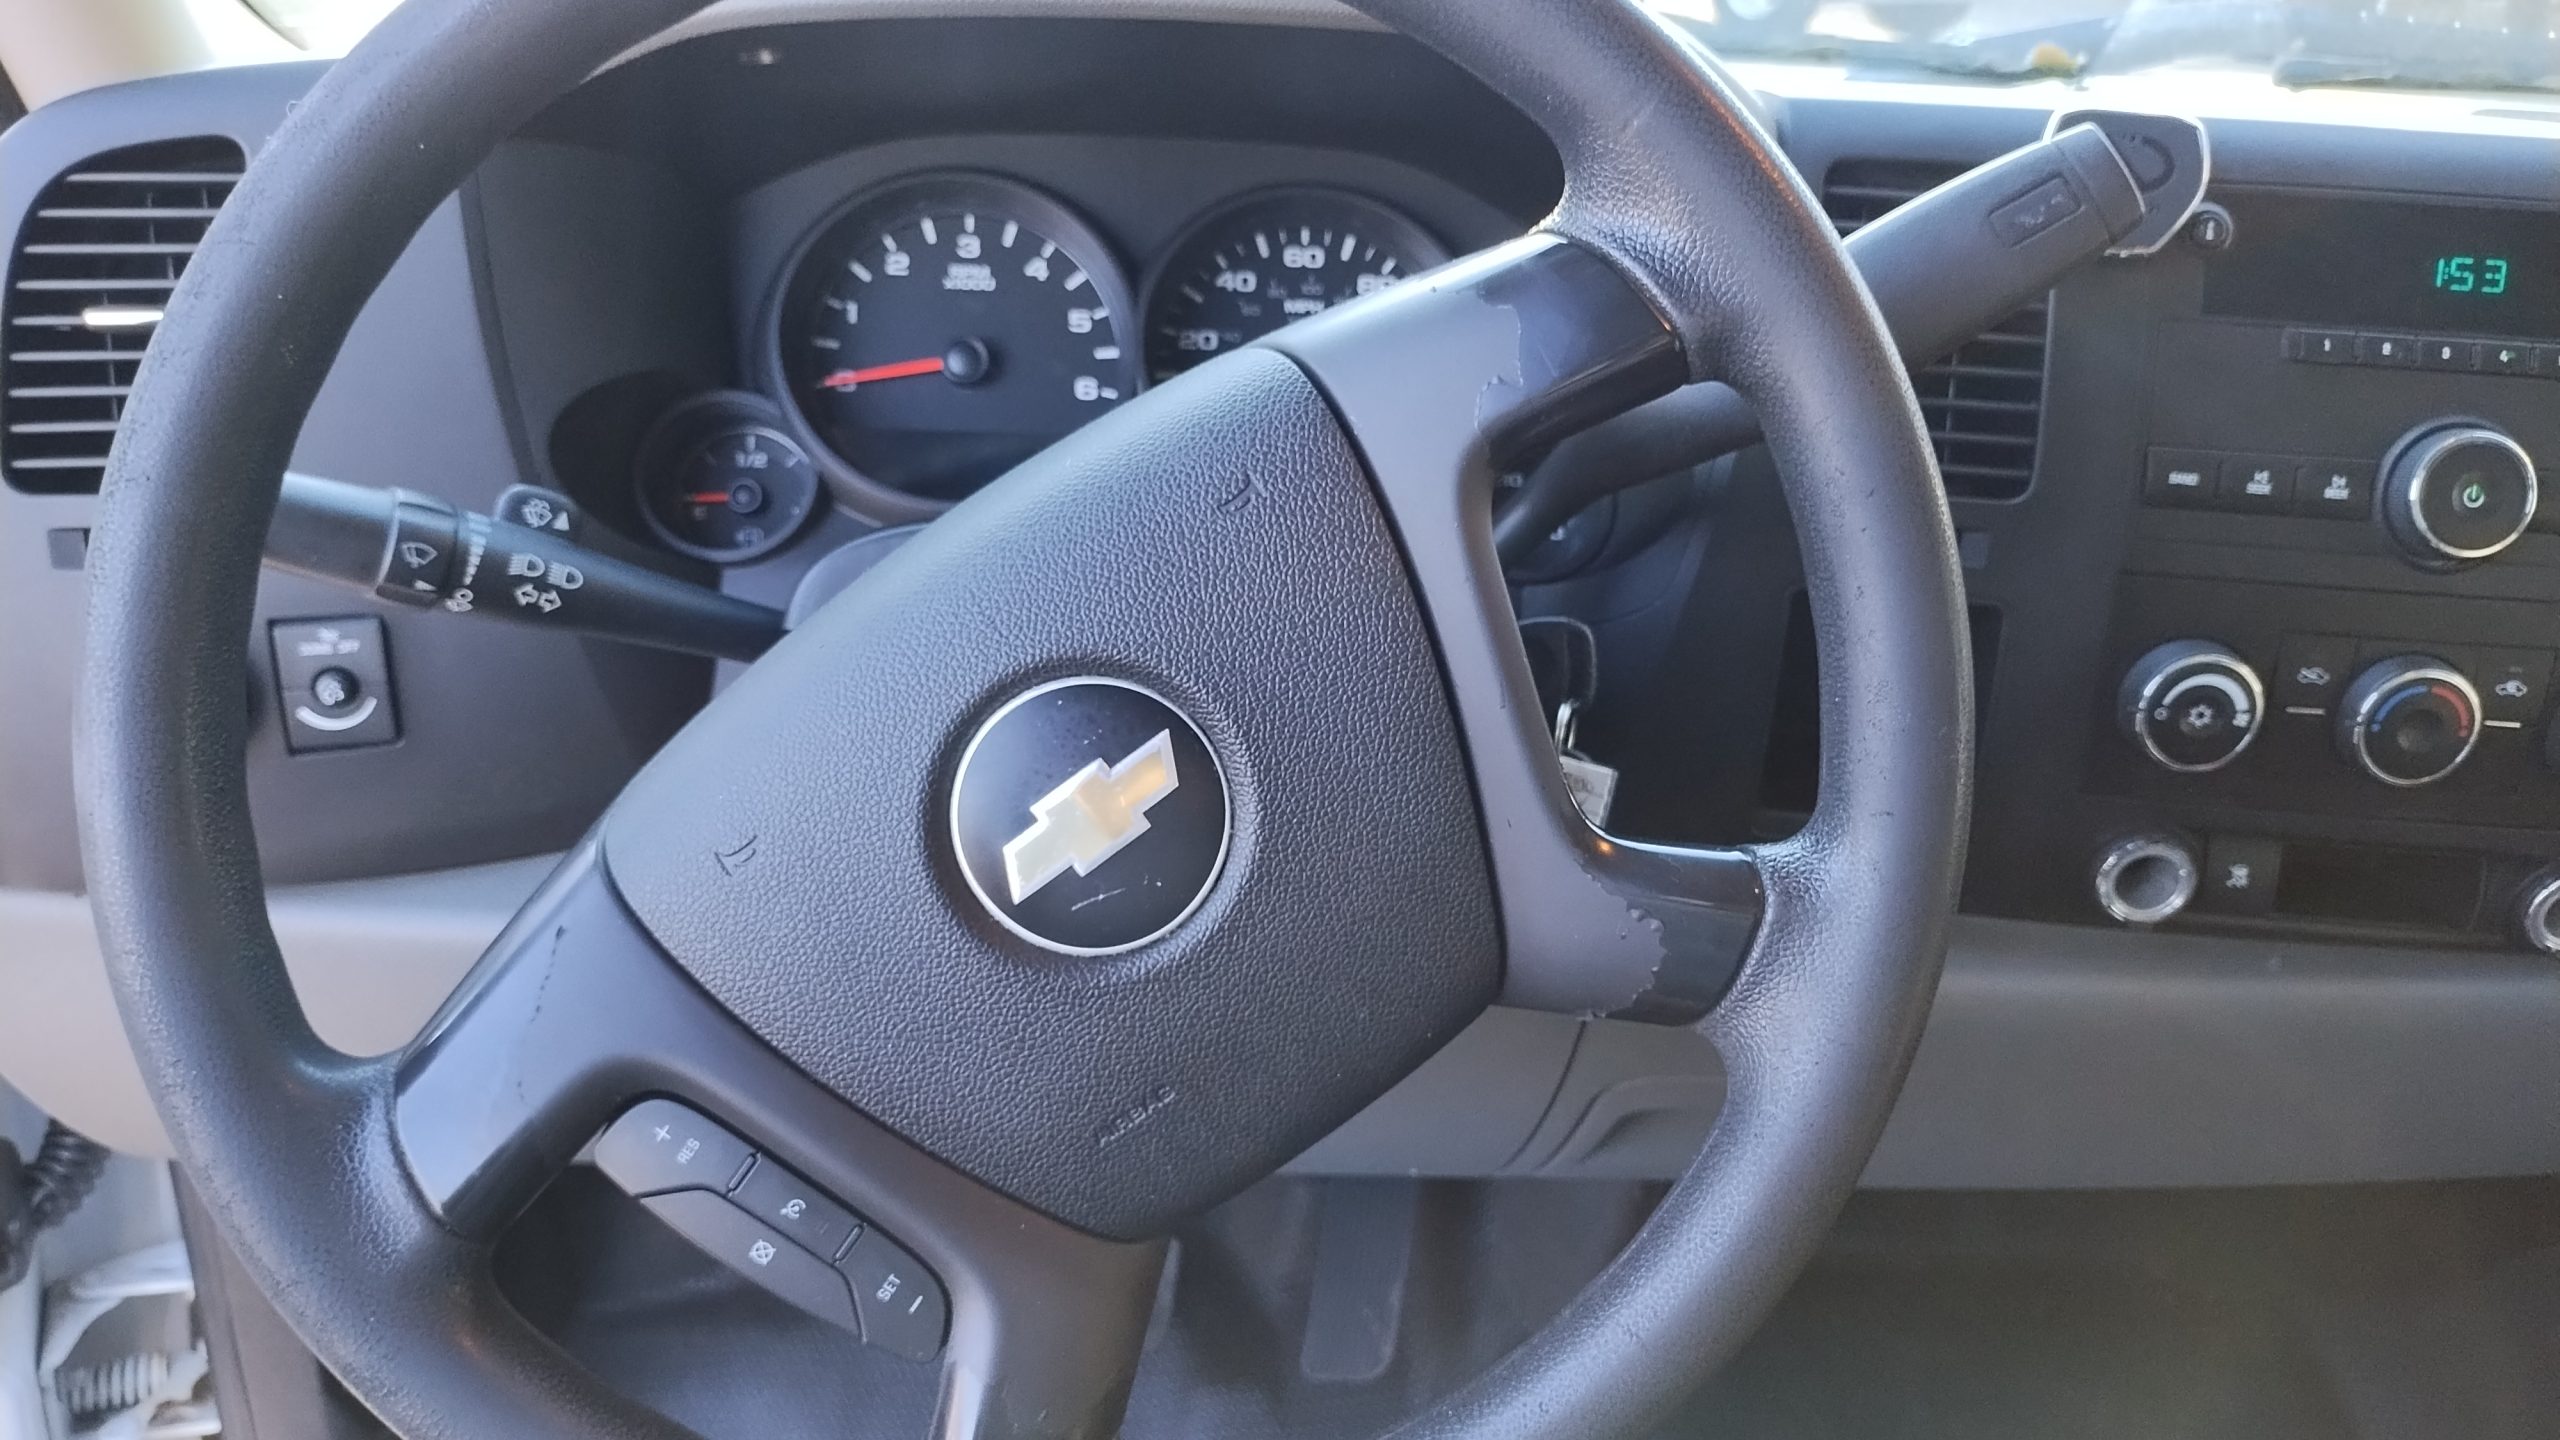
[[594, 1099, 753, 1197], [2294, 459, 2374, 520], [2216, 454, 2293, 513], [838, 1228, 948, 1362], [733, 1156, 864, 1261], [643, 1190, 859, 1333]]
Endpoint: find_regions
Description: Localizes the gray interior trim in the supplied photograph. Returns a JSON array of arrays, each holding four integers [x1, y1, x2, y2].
[[11, 880, 2552, 1186], [0, 855, 553, 1155], [1501, 918, 2560, 1187]]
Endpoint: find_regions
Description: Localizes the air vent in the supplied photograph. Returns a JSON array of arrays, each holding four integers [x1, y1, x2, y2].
[[1822, 158, 2049, 501], [2, 137, 244, 494]]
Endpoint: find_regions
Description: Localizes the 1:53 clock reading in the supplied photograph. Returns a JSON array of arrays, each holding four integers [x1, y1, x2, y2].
[[2432, 254, 2511, 296]]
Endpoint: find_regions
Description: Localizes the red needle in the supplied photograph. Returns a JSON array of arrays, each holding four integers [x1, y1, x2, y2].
[[817, 355, 946, 390], [684, 491, 732, 505]]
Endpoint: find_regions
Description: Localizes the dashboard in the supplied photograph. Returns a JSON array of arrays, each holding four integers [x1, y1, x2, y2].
[[0, 5, 2552, 1188]]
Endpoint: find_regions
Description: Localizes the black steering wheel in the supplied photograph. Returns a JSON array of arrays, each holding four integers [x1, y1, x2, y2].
[[75, 1, 1971, 1436]]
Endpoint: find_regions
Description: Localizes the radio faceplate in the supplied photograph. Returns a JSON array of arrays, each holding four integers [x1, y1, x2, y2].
[[2059, 239, 2560, 945]]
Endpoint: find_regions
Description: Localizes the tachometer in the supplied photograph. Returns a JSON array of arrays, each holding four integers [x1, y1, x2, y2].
[[775, 173, 1141, 503], [1142, 188, 1449, 383]]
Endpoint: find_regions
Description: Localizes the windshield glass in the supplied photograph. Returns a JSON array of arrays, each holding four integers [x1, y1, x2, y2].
[[244, 0, 399, 52], [1655, 0, 2560, 94]]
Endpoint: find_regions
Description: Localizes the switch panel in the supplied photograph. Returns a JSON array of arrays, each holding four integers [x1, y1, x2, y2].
[[268, 616, 398, 752], [589, 1099, 948, 1361]]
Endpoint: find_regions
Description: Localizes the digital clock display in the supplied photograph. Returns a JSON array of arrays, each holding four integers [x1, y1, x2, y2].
[[2431, 254, 2510, 296], [2203, 193, 2560, 337]]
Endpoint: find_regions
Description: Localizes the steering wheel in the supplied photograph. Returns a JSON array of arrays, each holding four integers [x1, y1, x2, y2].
[[75, 1, 1970, 1435]]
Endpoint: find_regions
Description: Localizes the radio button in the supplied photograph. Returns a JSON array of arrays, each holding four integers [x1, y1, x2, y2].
[[2418, 338, 2480, 371], [2383, 423, 2537, 566], [2483, 341, 2534, 375], [2216, 454, 2294, 513], [2287, 327, 2355, 364], [2534, 344, 2560, 378], [2295, 459, 2375, 519], [2356, 332, 2421, 366], [2143, 448, 2218, 509]]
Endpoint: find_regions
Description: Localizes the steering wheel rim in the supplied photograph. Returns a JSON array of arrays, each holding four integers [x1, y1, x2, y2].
[[74, 1, 1971, 1437]]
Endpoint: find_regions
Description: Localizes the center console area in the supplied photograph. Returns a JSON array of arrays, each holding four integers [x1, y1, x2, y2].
[[1577, 114, 2560, 974], [2082, 188, 2560, 950]]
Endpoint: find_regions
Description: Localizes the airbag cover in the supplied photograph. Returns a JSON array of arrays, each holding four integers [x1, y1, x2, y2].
[[602, 350, 1498, 1238]]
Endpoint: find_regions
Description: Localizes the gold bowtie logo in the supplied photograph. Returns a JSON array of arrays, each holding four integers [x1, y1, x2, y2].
[[1002, 730, 1180, 903]]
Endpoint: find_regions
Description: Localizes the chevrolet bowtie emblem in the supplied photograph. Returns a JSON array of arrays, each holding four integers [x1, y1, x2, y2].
[[1002, 729, 1180, 903]]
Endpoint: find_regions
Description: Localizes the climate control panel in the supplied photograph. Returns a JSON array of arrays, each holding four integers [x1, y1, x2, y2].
[[2082, 571, 2560, 899], [2114, 639, 2526, 791]]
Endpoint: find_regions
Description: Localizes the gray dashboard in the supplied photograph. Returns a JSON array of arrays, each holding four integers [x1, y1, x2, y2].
[[0, 8, 2553, 1182]]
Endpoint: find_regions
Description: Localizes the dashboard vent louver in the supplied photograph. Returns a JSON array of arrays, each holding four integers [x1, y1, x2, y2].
[[1, 137, 244, 494], [1821, 158, 2048, 502]]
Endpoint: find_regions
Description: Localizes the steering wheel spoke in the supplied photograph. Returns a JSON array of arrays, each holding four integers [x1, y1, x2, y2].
[[393, 842, 1164, 1436], [1271, 237, 1765, 1022]]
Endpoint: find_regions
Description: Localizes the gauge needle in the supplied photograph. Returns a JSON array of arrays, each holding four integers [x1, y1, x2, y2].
[[816, 356, 947, 390], [684, 491, 733, 505]]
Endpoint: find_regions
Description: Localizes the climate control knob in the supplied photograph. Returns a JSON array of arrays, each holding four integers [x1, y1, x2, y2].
[[2119, 640, 2265, 773], [2382, 422, 2538, 568], [2336, 656, 2480, 787]]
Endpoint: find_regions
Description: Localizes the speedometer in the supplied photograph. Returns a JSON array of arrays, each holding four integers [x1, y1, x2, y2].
[[774, 173, 1142, 504], [1142, 188, 1449, 383]]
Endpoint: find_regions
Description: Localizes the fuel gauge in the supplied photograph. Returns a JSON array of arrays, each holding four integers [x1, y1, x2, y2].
[[638, 417, 820, 564]]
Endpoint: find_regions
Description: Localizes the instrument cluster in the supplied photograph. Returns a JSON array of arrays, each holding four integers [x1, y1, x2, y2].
[[629, 170, 1453, 559]]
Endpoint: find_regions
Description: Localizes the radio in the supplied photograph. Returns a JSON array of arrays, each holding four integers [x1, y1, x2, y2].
[[2058, 189, 2560, 949]]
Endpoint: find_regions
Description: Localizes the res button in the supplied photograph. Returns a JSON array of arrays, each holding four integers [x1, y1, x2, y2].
[[593, 1099, 754, 1197]]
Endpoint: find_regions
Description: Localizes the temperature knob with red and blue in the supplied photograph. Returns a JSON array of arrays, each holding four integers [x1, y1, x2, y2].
[[2335, 657, 2481, 787]]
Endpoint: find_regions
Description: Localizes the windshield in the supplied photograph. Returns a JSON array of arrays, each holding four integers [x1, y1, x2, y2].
[[1657, 0, 2560, 94], [243, 0, 398, 52]]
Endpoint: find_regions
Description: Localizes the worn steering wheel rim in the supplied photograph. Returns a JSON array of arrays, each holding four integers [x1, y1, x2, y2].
[[75, 2, 1971, 1437]]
